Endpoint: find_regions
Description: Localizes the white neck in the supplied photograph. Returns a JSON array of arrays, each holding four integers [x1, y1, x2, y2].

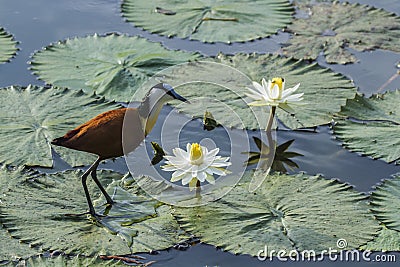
[[138, 89, 170, 135]]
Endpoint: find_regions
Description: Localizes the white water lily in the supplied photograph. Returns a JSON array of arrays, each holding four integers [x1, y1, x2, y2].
[[161, 143, 231, 190], [246, 77, 303, 112]]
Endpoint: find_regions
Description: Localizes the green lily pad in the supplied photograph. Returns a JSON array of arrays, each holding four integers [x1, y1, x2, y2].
[[0, 225, 37, 262], [121, 0, 293, 43], [361, 226, 400, 251], [0, 27, 18, 63], [0, 85, 120, 167], [6, 255, 126, 267], [334, 90, 400, 164], [284, 2, 400, 64], [0, 166, 40, 261], [148, 54, 356, 129], [370, 174, 400, 231], [30, 34, 201, 102], [174, 171, 379, 255], [0, 169, 183, 255]]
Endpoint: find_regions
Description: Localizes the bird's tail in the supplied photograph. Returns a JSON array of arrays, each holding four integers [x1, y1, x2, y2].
[[51, 129, 79, 147], [51, 137, 67, 146]]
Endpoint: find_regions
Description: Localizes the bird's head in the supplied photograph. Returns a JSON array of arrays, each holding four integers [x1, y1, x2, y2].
[[147, 83, 189, 104]]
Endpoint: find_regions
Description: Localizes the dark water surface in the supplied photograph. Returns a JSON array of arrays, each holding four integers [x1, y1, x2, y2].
[[1, 0, 400, 266]]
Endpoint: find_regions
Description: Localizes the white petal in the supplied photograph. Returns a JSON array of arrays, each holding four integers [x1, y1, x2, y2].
[[182, 173, 193, 185], [252, 81, 264, 94], [211, 160, 232, 167], [171, 170, 187, 182], [197, 171, 207, 182], [172, 148, 189, 161], [261, 79, 270, 94], [202, 146, 208, 156], [161, 165, 178, 171], [207, 166, 228, 176], [281, 83, 300, 99], [207, 148, 220, 157], [285, 93, 304, 102], [270, 84, 280, 99]]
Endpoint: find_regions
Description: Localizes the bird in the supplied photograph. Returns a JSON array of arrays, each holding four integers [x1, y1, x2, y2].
[[51, 83, 188, 218]]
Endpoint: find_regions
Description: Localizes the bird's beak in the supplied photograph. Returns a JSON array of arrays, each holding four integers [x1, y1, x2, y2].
[[171, 89, 190, 103]]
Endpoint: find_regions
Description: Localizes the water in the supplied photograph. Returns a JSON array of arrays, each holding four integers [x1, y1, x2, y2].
[[1, 0, 400, 266]]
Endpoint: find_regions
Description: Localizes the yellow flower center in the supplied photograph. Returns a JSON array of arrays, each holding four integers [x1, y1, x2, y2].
[[270, 77, 285, 100], [271, 77, 284, 90], [190, 143, 203, 165]]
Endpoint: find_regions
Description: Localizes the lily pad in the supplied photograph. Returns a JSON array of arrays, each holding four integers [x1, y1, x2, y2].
[[0, 27, 18, 63], [284, 2, 400, 64], [6, 255, 125, 267], [150, 54, 356, 129], [0, 166, 40, 261], [0, 85, 120, 167], [361, 226, 400, 251], [30, 33, 201, 102], [174, 171, 379, 255], [0, 225, 37, 262], [370, 174, 400, 231], [0, 169, 182, 256], [334, 90, 400, 164], [121, 0, 293, 43]]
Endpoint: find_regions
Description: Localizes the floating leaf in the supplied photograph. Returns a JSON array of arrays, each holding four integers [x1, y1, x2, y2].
[[0, 27, 17, 63], [30, 34, 201, 102], [0, 85, 120, 167], [0, 167, 41, 260], [370, 174, 400, 231], [0, 225, 37, 262], [6, 255, 125, 267], [121, 0, 294, 43], [361, 226, 400, 251], [334, 91, 400, 164], [0, 169, 182, 255], [284, 2, 400, 64], [0, 165, 55, 267], [174, 172, 379, 255], [152, 54, 356, 129]]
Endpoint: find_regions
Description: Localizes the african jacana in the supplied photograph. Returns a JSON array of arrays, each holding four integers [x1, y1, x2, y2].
[[51, 83, 188, 217]]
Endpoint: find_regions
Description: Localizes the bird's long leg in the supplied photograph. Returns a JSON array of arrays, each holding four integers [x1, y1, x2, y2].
[[81, 157, 102, 217], [91, 166, 114, 205]]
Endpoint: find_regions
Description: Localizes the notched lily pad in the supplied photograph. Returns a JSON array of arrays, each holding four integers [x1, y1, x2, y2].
[[0, 85, 120, 167], [156, 54, 356, 129], [334, 90, 400, 164], [370, 174, 400, 232], [121, 0, 294, 43], [174, 172, 379, 256], [6, 255, 126, 267], [284, 2, 400, 64], [361, 226, 400, 251], [30, 33, 201, 102], [0, 166, 42, 260], [0, 169, 182, 255], [0, 27, 18, 63]]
